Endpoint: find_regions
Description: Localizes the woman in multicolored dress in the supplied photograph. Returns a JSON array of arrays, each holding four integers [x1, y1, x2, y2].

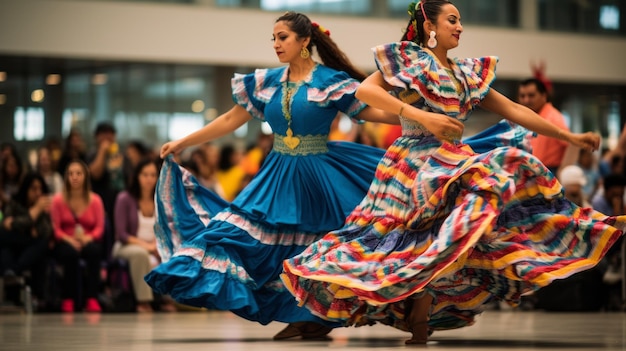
[[144, 11, 400, 339], [282, 0, 626, 345]]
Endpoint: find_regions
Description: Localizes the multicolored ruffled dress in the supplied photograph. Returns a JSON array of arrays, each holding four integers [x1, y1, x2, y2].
[[144, 64, 388, 325], [282, 42, 626, 332]]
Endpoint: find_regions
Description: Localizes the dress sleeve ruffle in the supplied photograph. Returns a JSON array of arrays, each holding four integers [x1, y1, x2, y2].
[[453, 56, 498, 106], [231, 69, 278, 121], [306, 68, 366, 120], [373, 41, 498, 118]]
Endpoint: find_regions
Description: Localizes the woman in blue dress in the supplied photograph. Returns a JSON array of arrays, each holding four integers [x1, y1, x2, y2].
[[144, 11, 399, 339]]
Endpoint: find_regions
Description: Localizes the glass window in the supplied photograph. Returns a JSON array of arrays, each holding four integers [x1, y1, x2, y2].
[[14, 107, 45, 141], [388, 0, 519, 27], [259, 0, 370, 15], [539, 0, 625, 35]]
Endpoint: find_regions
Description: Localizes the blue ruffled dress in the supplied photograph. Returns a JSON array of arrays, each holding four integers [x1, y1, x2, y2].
[[144, 64, 387, 325]]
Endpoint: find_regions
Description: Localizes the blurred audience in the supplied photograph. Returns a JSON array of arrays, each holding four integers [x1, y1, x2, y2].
[[187, 146, 225, 198], [0, 173, 52, 307], [124, 140, 152, 184], [36, 146, 64, 194], [112, 158, 175, 312], [591, 173, 626, 216], [518, 78, 569, 174], [50, 160, 105, 313], [2, 148, 25, 199], [58, 129, 87, 176], [216, 144, 246, 201], [558, 165, 590, 207], [88, 123, 127, 219], [576, 148, 601, 202]]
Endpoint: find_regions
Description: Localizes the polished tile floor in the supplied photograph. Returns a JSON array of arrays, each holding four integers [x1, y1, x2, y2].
[[1, 310, 625, 351]]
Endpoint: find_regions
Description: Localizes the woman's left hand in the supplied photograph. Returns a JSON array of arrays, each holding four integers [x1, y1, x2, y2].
[[77, 235, 92, 246], [567, 131, 601, 151]]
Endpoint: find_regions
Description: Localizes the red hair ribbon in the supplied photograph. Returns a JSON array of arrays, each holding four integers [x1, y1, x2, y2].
[[407, 20, 417, 41], [312, 22, 331, 36], [531, 60, 553, 95]]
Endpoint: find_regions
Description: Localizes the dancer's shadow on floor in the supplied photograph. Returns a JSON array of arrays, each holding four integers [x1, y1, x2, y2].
[[153, 336, 605, 348]]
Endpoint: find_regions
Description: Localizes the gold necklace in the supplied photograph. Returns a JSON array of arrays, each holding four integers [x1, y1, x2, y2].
[[281, 80, 301, 149]]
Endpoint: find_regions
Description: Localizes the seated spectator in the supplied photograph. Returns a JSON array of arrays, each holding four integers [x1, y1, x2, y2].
[[577, 148, 601, 201], [123, 140, 151, 185], [112, 158, 175, 312], [186, 146, 225, 198], [216, 144, 245, 201], [2, 148, 25, 199], [0, 173, 52, 307], [58, 129, 87, 177], [591, 173, 626, 216], [50, 160, 105, 313], [558, 165, 590, 208], [36, 146, 64, 194]]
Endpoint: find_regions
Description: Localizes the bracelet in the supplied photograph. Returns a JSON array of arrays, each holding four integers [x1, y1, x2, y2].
[[399, 103, 407, 117]]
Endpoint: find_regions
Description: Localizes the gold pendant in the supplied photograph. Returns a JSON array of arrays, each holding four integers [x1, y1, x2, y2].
[[283, 128, 300, 149]]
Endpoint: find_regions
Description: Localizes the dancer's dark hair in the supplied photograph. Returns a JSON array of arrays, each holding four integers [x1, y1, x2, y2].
[[276, 11, 367, 81], [401, 0, 453, 46]]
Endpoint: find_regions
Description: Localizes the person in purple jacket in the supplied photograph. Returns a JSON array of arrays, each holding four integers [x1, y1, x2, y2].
[[112, 158, 173, 312]]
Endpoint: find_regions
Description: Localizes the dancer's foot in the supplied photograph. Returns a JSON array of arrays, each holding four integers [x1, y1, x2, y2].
[[273, 322, 305, 340], [405, 320, 429, 345], [405, 294, 433, 345], [273, 322, 332, 341], [300, 322, 333, 340]]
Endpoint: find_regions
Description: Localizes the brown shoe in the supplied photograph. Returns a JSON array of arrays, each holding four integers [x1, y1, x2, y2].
[[404, 294, 433, 345], [300, 322, 333, 340], [273, 322, 306, 340], [273, 322, 332, 341]]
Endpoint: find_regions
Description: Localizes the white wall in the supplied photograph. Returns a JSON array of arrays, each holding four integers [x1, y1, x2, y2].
[[1, 0, 625, 84]]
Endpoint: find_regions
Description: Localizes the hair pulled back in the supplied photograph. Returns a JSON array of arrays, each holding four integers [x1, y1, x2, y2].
[[401, 0, 452, 46], [276, 11, 367, 81]]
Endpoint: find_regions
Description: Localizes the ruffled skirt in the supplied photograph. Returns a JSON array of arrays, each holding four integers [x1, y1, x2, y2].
[[282, 123, 625, 331], [145, 141, 385, 325]]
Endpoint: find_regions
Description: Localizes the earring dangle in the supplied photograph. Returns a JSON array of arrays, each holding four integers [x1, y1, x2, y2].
[[427, 31, 437, 49], [300, 47, 310, 59]]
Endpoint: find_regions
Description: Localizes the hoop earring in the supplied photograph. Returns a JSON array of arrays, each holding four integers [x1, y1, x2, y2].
[[427, 31, 437, 49], [300, 47, 310, 59]]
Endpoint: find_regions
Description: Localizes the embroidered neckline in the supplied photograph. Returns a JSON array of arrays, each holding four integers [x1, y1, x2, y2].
[[279, 63, 319, 85]]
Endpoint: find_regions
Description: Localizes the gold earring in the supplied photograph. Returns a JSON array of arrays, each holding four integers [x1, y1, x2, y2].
[[300, 47, 310, 59]]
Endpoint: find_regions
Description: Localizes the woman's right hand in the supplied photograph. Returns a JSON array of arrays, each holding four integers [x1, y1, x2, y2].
[[421, 112, 465, 142], [36, 195, 52, 213], [65, 236, 83, 251], [160, 140, 184, 159]]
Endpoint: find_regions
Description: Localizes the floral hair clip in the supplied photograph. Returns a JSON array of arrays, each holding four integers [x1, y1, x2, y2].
[[406, 19, 417, 41], [406, 1, 421, 42], [312, 22, 331, 36]]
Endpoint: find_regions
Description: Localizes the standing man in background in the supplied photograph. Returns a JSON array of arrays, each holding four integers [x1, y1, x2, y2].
[[518, 78, 570, 175]]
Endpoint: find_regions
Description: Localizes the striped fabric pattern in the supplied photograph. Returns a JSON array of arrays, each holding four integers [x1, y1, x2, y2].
[[374, 41, 497, 119], [281, 44, 626, 332]]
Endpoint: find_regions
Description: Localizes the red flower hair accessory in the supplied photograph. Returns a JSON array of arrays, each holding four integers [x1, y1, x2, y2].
[[406, 19, 417, 41], [312, 22, 331, 36], [531, 60, 553, 95]]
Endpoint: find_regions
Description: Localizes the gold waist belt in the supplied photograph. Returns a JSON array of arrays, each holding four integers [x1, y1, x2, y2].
[[273, 133, 328, 155]]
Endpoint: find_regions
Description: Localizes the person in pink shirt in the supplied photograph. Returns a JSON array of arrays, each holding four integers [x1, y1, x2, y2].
[[518, 78, 570, 174], [50, 159, 105, 313]]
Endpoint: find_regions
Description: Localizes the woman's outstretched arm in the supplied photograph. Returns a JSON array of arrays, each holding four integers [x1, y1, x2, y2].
[[480, 89, 600, 151], [160, 105, 252, 158]]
